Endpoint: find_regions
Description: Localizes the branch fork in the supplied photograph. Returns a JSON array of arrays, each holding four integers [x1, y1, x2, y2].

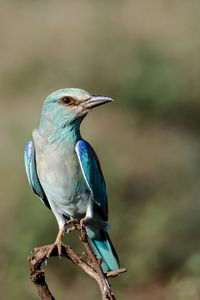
[[28, 220, 127, 300]]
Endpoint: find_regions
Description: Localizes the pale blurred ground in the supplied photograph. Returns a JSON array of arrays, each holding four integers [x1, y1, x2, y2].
[[1, 1, 200, 299]]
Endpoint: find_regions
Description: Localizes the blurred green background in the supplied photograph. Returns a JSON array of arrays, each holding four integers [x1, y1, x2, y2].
[[1, 1, 200, 299]]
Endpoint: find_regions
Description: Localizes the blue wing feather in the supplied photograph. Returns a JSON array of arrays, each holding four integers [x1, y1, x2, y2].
[[24, 141, 51, 209], [75, 139, 108, 220], [76, 140, 119, 272]]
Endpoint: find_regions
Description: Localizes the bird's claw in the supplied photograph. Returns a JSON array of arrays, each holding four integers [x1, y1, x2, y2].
[[44, 257, 48, 267], [45, 241, 63, 262], [80, 216, 91, 228]]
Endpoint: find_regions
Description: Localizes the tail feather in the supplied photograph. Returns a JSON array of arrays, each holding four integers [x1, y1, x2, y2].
[[88, 230, 119, 273]]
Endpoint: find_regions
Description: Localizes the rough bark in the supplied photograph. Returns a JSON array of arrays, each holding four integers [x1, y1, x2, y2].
[[28, 220, 126, 300]]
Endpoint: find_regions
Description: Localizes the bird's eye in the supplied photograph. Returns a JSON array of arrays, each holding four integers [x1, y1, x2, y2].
[[61, 96, 72, 104]]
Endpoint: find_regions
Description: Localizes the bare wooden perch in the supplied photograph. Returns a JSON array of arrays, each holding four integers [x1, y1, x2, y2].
[[28, 220, 127, 300]]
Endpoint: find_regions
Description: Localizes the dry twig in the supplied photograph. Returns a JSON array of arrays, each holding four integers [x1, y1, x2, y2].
[[28, 220, 127, 300]]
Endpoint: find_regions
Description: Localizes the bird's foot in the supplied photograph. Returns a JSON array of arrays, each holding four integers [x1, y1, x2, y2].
[[44, 227, 65, 264], [45, 240, 63, 263], [80, 216, 91, 228]]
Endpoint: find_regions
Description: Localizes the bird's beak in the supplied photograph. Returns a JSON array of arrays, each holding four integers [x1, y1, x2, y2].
[[84, 95, 115, 109]]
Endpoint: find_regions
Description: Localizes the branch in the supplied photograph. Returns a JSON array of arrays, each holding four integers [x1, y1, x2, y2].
[[28, 220, 127, 300]]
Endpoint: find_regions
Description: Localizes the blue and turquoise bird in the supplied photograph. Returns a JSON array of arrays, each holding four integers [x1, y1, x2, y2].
[[24, 88, 119, 273]]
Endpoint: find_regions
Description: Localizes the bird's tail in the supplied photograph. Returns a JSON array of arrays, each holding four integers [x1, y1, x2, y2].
[[87, 229, 119, 273]]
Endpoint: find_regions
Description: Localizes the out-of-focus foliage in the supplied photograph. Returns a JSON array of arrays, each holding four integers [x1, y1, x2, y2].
[[1, 1, 200, 299]]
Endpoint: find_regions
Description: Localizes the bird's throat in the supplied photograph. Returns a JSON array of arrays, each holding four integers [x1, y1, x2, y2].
[[40, 118, 82, 145]]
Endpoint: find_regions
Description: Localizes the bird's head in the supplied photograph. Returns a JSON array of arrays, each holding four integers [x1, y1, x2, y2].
[[41, 88, 114, 128]]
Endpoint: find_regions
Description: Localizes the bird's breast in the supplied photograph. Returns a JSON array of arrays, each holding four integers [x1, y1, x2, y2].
[[35, 141, 90, 218]]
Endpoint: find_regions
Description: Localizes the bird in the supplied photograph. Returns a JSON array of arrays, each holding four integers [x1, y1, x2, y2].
[[24, 88, 119, 273]]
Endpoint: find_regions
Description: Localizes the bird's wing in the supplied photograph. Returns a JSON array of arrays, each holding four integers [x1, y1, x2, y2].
[[75, 139, 108, 220], [24, 141, 51, 209]]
